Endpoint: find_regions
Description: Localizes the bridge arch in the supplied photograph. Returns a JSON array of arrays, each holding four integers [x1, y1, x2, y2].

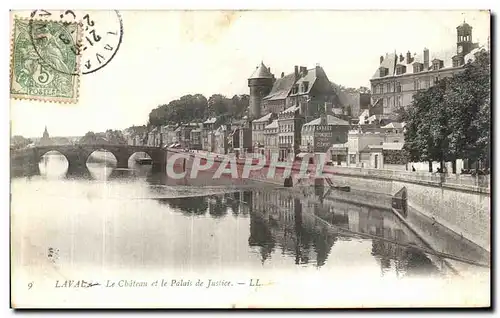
[[30, 144, 168, 172], [85, 148, 119, 167], [36, 147, 72, 164]]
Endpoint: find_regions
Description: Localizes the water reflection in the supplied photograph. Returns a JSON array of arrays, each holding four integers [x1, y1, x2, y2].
[[11, 151, 445, 278], [157, 189, 443, 277]]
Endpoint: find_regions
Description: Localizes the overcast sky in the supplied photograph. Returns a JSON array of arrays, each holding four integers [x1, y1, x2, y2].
[[10, 10, 490, 138]]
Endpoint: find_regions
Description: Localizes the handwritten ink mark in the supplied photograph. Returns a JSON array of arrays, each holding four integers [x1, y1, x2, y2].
[[82, 280, 101, 288]]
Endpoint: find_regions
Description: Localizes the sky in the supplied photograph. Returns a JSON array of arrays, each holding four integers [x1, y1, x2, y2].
[[10, 10, 490, 138]]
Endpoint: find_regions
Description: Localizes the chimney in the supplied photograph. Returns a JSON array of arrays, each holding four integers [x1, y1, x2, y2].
[[406, 51, 412, 63], [294, 65, 299, 80], [315, 63, 321, 74], [281, 72, 284, 78], [380, 55, 384, 64], [268, 67, 271, 73], [423, 48, 429, 70], [399, 54, 404, 62]]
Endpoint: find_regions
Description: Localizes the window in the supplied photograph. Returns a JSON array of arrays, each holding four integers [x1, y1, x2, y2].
[[396, 82, 402, 92], [389, 96, 394, 107], [413, 63, 423, 73], [386, 83, 390, 92], [396, 65, 406, 75], [414, 80, 420, 91], [434, 77, 439, 85], [303, 81, 309, 92], [349, 154, 356, 164], [380, 84, 384, 94], [379, 67, 388, 77], [432, 60, 443, 71]]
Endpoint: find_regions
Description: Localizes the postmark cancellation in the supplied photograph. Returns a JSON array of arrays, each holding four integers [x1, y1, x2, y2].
[[10, 18, 82, 103]]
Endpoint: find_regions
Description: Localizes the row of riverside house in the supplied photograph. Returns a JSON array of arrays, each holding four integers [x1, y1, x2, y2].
[[124, 20, 488, 172]]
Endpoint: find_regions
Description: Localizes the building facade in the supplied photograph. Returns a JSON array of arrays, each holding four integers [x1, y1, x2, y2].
[[263, 120, 279, 160], [300, 115, 350, 156], [248, 63, 348, 125], [370, 21, 482, 115], [252, 112, 277, 154], [277, 105, 304, 160]]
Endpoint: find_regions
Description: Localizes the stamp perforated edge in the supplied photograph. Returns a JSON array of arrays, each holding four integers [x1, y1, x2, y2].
[[9, 15, 83, 105]]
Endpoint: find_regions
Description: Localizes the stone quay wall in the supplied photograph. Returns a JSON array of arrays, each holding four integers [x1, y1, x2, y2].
[[170, 150, 490, 252]]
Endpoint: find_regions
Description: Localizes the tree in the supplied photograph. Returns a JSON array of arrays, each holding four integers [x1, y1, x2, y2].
[[403, 50, 490, 172], [79, 131, 108, 144], [148, 94, 208, 127], [105, 130, 127, 145], [10, 135, 32, 150]]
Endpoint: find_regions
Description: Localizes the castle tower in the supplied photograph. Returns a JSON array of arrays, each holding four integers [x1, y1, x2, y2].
[[456, 21, 473, 56], [248, 62, 274, 119]]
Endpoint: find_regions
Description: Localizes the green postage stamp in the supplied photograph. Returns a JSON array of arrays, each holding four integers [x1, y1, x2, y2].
[[10, 18, 81, 103]]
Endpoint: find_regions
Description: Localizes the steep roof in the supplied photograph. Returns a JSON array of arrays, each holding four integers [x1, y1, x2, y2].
[[253, 113, 274, 123], [304, 115, 350, 126], [372, 53, 397, 79], [263, 73, 296, 101], [293, 68, 318, 95], [249, 62, 273, 79], [372, 44, 482, 80], [263, 66, 327, 101], [265, 120, 278, 129]]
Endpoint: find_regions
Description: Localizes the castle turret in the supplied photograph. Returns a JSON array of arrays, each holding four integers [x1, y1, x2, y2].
[[248, 62, 274, 119]]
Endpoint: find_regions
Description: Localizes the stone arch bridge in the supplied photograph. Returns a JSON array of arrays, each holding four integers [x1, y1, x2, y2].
[[22, 144, 169, 172]]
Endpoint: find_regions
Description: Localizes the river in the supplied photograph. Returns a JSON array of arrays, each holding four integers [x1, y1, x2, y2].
[[10, 151, 490, 308]]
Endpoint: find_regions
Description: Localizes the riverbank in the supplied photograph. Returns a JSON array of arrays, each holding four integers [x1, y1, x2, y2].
[[170, 149, 490, 258]]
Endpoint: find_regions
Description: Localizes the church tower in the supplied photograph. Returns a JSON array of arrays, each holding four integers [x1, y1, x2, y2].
[[39, 126, 52, 146], [43, 126, 49, 139], [456, 21, 473, 56], [248, 62, 274, 119]]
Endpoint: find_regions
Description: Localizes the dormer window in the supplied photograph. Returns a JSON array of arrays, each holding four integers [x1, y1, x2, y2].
[[379, 67, 388, 77], [413, 63, 423, 73], [432, 59, 444, 70], [452, 56, 464, 67], [303, 81, 309, 92], [396, 65, 406, 75], [292, 84, 299, 94]]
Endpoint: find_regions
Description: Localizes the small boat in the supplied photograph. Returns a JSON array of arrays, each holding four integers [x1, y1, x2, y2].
[[333, 186, 351, 192], [135, 158, 153, 165]]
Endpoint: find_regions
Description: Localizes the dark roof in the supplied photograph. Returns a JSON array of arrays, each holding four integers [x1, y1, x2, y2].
[[263, 73, 296, 101], [249, 62, 274, 79], [292, 68, 318, 95]]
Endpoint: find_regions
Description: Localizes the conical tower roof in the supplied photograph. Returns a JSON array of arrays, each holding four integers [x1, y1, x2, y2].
[[249, 62, 273, 79]]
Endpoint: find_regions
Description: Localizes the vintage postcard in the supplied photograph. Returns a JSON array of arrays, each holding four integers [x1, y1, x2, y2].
[[9, 10, 491, 308]]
